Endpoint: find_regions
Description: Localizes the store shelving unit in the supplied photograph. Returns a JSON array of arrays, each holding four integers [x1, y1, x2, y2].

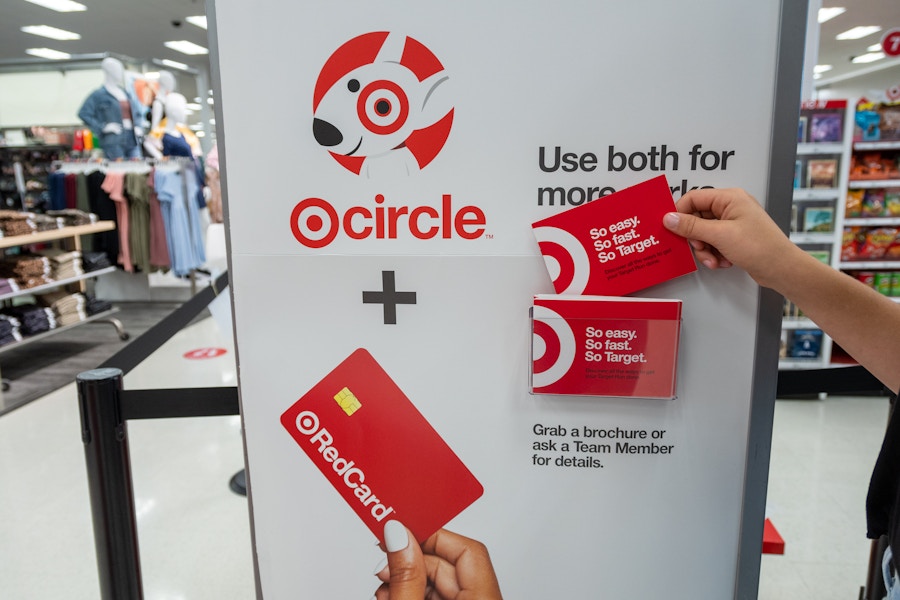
[[0, 143, 68, 211], [839, 112, 900, 320], [0, 221, 128, 352], [782, 100, 854, 369]]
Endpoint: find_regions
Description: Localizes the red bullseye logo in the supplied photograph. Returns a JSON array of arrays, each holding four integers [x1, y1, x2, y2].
[[532, 226, 590, 294], [312, 32, 453, 177], [358, 80, 409, 135], [532, 305, 576, 389]]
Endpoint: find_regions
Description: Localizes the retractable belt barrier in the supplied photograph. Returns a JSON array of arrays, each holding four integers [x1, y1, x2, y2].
[[77, 271, 238, 600]]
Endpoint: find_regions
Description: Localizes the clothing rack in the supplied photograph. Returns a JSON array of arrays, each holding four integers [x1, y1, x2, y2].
[[50, 156, 196, 174], [49, 157, 207, 292]]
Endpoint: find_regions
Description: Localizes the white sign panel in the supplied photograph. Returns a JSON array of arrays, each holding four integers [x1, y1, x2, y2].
[[210, 1, 803, 597]]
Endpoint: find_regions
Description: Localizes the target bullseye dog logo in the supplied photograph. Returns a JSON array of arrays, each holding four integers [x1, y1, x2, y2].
[[312, 32, 453, 178]]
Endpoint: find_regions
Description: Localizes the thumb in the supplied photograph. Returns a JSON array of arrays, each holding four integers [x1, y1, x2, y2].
[[663, 211, 717, 246], [381, 520, 427, 600]]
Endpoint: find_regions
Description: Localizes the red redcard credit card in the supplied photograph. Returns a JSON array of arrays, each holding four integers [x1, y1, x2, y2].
[[280, 348, 484, 543]]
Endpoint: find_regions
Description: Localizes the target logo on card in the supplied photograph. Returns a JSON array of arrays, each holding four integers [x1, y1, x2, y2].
[[532, 304, 577, 388], [531, 295, 682, 399], [312, 32, 453, 178], [532, 176, 697, 297]]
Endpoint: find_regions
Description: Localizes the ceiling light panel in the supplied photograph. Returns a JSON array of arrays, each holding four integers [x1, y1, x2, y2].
[[818, 7, 846, 24], [161, 58, 189, 70], [836, 26, 883, 41], [164, 40, 208, 55], [23, 0, 86, 12], [186, 16, 207, 30], [25, 47, 71, 59], [20, 25, 81, 40], [852, 52, 886, 64]]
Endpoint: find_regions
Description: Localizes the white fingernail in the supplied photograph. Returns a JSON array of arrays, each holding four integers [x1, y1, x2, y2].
[[384, 520, 409, 552], [372, 556, 388, 575]]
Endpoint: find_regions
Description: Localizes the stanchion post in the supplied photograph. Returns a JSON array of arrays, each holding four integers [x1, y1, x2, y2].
[[77, 368, 143, 600]]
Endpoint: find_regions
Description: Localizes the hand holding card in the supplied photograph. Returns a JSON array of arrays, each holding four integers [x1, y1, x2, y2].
[[280, 348, 483, 543]]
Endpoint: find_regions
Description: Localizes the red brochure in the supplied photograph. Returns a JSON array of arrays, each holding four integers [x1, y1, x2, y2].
[[531, 295, 682, 399], [280, 348, 483, 543], [532, 175, 697, 296]]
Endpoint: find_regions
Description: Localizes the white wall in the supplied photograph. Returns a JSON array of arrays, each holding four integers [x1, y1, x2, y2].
[[0, 69, 102, 128]]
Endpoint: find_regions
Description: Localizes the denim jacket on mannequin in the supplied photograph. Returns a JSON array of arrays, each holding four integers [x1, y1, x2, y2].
[[77, 87, 140, 159]]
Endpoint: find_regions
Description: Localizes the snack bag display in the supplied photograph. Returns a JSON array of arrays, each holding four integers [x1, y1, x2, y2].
[[858, 228, 897, 260], [862, 190, 886, 217], [886, 189, 900, 217], [845, 189, 864, 218]]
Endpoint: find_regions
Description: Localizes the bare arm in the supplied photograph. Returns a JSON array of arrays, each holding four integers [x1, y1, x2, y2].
[[663, 188, 900, 393]]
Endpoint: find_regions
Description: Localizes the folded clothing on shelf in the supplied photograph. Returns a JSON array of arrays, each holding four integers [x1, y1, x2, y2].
[[81, 251, 112, 273], [35, 248, 84, 280], [84, 295, 112, 316], [36, 290, 87, 327], [0, 314, 22, 346], [0, 211, 37, 237], [0, 255, 52, 289], [2, 304, 56, 335], [46, 209, 99, 227], [0, 278, 20, 296], [32, 214, 65, 232]]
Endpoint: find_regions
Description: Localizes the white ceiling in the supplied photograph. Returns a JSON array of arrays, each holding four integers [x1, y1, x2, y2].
[[816, 1, 900, 85], [0, 1, 897, 93]]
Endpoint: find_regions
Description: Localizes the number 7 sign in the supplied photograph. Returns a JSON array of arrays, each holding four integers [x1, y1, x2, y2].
[[883, 29, 900, 57]]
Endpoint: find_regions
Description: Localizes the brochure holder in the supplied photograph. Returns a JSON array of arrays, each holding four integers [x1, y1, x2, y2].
[[530, 295, 681, 399]]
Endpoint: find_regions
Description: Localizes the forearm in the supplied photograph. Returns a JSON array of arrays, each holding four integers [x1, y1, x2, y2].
[[771, 248, 900, 392]]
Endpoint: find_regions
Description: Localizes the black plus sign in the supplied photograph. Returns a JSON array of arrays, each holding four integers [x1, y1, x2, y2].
[[362, 271, 417, 325]]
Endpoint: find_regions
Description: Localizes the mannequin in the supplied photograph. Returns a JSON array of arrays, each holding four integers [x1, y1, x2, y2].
[[77, 57, 141, 159], [144, 93, 200, 158], [148, 70, 176, 148]]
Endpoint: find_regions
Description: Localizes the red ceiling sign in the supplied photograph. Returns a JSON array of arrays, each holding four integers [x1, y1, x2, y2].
[[882, 29, 900, 57]]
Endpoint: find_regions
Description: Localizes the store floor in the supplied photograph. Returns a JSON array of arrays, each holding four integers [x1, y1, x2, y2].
[[0, 312, 891, 599]]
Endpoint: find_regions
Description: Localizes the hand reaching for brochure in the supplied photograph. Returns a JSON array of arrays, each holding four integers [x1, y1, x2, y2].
[[374, 520, 503, 600], [661, 187, 801, 290]]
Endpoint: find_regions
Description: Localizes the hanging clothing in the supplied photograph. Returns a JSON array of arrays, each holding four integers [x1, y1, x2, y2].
[[124, 173, 152, 273], [86, 170, 119, 268], [146, 172, 171, 271], [161, 133, 207, 209], [101, 172, 133, 273], [154, 168, 205, 277]]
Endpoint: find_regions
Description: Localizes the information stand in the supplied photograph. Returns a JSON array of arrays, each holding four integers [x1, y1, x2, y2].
[[209, 1, 806, 597]]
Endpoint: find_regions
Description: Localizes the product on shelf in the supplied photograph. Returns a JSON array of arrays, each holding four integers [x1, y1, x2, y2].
[[842, 227, 863, 261], [0, 314, 22, 346], [850, 152, 900, 181], [887, 189, 900, 216], [807, 158, 839, 188], [790, 330, 823, 359], [845, 189, 864, 217], [862, 189, 886, 217], [854, 100, 900, 142], [801, 203, 835, 232], [0, 211, 36, 236], [842, 227, 900, 261]]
